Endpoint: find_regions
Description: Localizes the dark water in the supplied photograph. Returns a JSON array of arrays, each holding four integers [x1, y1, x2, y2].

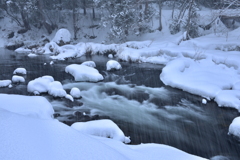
[[0, 49, 239, 160]]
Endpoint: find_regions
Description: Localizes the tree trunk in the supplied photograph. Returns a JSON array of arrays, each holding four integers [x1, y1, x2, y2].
[[83, 0, 87, 15], [185, 0, 194, 40], [72, 0, 77, 40], [92, 7, 95, 19], [20, 11, 30, 30], [171, 0, 176, 19], [38, 0, 53, 34], [158, 0, 162, 31]]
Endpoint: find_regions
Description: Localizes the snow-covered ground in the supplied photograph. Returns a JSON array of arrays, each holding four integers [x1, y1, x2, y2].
[[0, 94, 206, 160]]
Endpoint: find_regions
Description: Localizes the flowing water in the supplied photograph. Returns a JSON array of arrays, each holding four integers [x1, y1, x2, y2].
[[0, 49, 239, 159]]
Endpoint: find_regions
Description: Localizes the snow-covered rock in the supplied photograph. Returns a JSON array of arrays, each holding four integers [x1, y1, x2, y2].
[[70, 87, 81, 98], [27, 76, 54, 93], [229, 117, 240, 139], [108, 54, 113, 58], [48, 81, 67, 97], [0, 80, 11, 88], [13, 68, 27, 75], [12, 75, 25, 83], [15, 47, 31, 53], [81, 61, 96, 68], [71, 119, 131, 143], [106, 60, 122, 71], [65, 64, 104, 82], [52, 28, 71, 45], [0, 94, 54, 119]]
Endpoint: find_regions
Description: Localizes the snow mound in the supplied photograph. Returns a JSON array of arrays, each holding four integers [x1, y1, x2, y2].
[[0, 80, 11, 87], [81, 61, 96, 68], [15, 47, 31, 53], [70, 87, 81, 98], [12, 75, 25, 83], [71, 119, 131, 143], [52, 28, 71, 45], [160, 57, 240, 110], [27, 76, 54, 93], [13, 68, 27, 75], [65, 64, 104, 82], [106, 60, 122, 71], [0, 94, 54, 119], [229, 117, 240, 139], [48, 81, 67, 97]]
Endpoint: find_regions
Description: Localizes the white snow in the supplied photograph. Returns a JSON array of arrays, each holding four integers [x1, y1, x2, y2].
[[0, 93, 206, 160], [52, 28, 71, 44], [71, 119, 131, 143], [12, 75, 25, 83], [13, 68, 27, 75], [0, 94, 54, 119], [27, 76, 54, 93], [15, 47, 31, 53], [229, 117, 240, 139], [65, 94, 74, 102], [0, 80, 11, 87], [160, 57, 240, 111], [108, 54, 113, 58], [70, 87, 81, 98], [81, 61, 96, 68], [50, 61, 54, 65], [48, 81, 67, 97], [202, 99, 207, 104], [106, 60, 122, 71], [65, 64, 104, 82]]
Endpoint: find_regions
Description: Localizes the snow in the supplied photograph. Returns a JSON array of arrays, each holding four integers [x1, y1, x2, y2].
[[0, 80, 11, 87], [70, 87, 81, 98], [81, 61, 96, 68], [48, 81, 67, 97], [14, 47, 31, 53], [52, 28, 71, 44], [71, 119, 131, 143], [202, 99, 207, 104], [160, 57, 240, 110], [27, 76, 54, 93], [0, 94, 54, 119], [50, 61, 54, 65], [229, 117, 240, 139], [65, 64, 104, 82], [12, 75, 25, 83], [106, 60, 122, 71], [65, 94, 74, 102], [13, 68, 27, 75], [108, 54, 113, 58], [0, 94, 206, 160]]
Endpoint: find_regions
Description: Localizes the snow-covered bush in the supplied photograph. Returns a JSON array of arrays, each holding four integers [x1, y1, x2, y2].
[[52, 28, 71, 46], [12, 75, 25, 83], [106, 60, 122, 71], [13, 68, 27, 75]]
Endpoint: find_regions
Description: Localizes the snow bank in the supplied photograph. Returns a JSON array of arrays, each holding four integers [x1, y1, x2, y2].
[[12, 75, 25, 83], [0, 94, 206, 160], [70, 87, 81, 98], [81, 61, 96, 68], [13, 68, 27, 74], [0, 94, 53, 119], [48, 81, 67, 97], [65, 64, 103, 82], [106, 60, 122, 71], [160, 57, 240, 110], [0, 80, 11, 87], [71, 119, 131, 143], [229, 117, 240, 139], [52, 28, 71, 44]]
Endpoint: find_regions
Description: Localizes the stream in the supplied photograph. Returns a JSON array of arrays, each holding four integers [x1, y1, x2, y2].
[[0, 49, 239, 160]]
